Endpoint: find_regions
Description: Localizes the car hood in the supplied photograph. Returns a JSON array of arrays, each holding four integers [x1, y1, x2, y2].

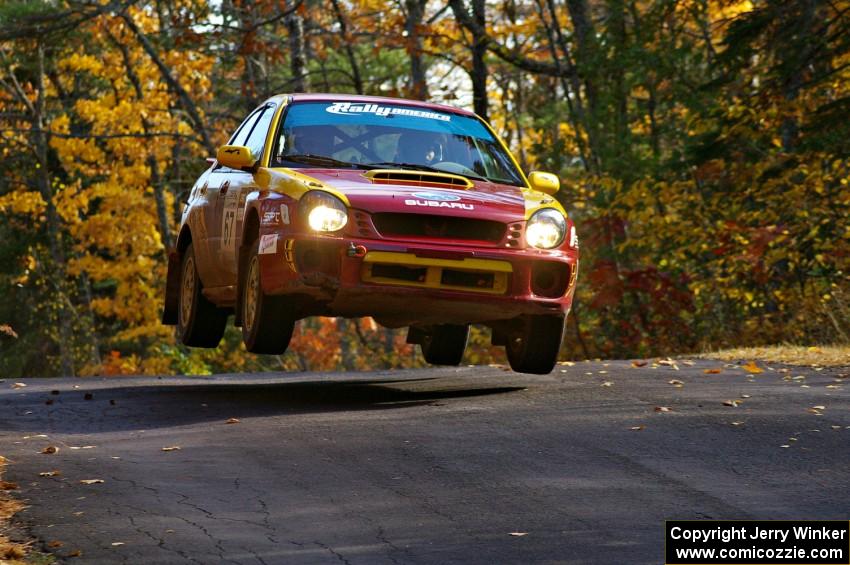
[[297, 168, 530, 223]]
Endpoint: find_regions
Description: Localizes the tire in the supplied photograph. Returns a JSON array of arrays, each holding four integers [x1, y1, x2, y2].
[[177, 243, 227, 348], [420, 324, 469, 366], [506, 315, 565, 374], [241, 239, 295, 354]]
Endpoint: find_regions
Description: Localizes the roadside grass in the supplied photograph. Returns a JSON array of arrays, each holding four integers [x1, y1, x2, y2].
[[700, 344, 850, 367], [1, 455, 51, 565]]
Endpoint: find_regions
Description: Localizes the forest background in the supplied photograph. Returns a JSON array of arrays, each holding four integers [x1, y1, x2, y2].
[[0, 0, 848, 377]]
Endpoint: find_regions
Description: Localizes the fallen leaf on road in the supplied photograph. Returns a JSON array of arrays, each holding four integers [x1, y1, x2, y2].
[[47, 541, 63, 548], [742, 361, 763, 374], [654, 406, 672, 412], [740, 394, 751, 399], [812, 405, 825, 410], [69, 446, 96, 450], [111, 542, 125, 547], [600, 381, 613, 387], [83, 393, 93, 400], [658, 358, 679, 370], [557, 361, 575, 366], [631, 360, 647, 367], [508, 532, 528, 537], [67, 549, 82, 558], [669, 379, 684, 387], [808, 408, 823, 415], [832, 426, 842, 430], [12, 382, 26, 389], [39, 470, 61, 477], [225, 418, 240, 424], [79, 479, 104, 485], [41, 446, 59, 454], [780, 445, 790, 448], [630, 425, 645, 431], [45, 399, 54, 405], [24, 434, 48, 439], [161, 446, 181, 452], [0, 480, 18, 490], [723, 400, 741, 407], [731, 422, 744, 426], [704, 368, 722, 374]]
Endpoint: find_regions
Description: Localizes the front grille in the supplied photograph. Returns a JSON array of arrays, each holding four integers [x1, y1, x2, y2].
[[372, 213, 505, 244]]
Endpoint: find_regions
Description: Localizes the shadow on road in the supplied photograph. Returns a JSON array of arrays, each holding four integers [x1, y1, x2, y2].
[[1, 378, 526, 434]]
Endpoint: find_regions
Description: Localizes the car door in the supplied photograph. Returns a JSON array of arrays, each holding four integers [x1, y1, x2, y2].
[[194, 107, 263, 290], [206, 103, 277, 291]]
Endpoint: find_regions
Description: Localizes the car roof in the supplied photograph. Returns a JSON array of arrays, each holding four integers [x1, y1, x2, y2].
[[264, 93, 477, 118]]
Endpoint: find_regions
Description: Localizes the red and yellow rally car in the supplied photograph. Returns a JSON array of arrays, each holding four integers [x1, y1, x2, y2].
[[162, 94, 579, 374]]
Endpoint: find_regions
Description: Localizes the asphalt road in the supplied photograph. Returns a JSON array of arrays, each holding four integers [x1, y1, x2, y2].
[[1, 359, 848, 564]]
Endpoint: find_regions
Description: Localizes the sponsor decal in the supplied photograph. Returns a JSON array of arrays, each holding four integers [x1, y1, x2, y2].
[[258, 234, 278, 255], [280, 203, 290, 225], [262, 210, 281, 225], [569, 225, 579, 248], [326, 102, 451, 122], [220, 189, 240, 260], [404, 199, 474, 210], [411, 192, 460, 202]]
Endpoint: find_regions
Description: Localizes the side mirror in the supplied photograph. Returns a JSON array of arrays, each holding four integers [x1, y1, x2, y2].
[[216, 145, 256, 170], [528, 171, 560, 196]]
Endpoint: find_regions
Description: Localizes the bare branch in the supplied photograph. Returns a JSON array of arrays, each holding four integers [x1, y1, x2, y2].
[[119, 11, 215, 154]]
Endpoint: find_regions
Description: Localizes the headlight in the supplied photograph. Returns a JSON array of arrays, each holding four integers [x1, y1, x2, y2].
[[526, 208, 566, 249], [300, 191, 348, 232]]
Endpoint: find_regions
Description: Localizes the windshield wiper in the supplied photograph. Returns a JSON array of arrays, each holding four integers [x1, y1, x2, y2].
[[282, 154, 370, 169], [366, 161, 490, 183]]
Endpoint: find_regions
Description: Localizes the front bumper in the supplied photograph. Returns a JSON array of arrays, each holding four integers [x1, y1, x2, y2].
[[258, 234, 578, 326]]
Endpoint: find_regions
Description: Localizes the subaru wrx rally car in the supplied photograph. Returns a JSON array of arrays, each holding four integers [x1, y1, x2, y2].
[[162, 94, 579, 373]]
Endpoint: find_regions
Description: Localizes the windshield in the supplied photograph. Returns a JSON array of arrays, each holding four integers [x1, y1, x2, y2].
[[271, 101, 525, 186]]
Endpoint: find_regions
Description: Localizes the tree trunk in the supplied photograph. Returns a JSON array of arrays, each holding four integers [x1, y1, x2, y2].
[[404, 0, 429, 100], [331, 0, 364, 94], [471, 0, 488, 119], [287, 14, 309, 92], [109, 31, 174, 248], [34, 44, 74, 377]]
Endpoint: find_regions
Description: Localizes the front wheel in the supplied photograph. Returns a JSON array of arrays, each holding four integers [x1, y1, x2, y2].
[[177, 243, 227, 348], [241, 239, 295, 354], [506, 315, 565, 374], [420, 324, 469, 366]]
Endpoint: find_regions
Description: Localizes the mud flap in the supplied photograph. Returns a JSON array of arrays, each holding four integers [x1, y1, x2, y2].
[[406, 326, 426, 344], [161, 250, 181, 325]]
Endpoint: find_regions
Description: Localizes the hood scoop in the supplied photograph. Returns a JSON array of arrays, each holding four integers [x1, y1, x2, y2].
[[363, 169, 473, 189]]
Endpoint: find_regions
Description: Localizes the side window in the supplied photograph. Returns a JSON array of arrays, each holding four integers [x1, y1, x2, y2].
[[229, 108, 263, 148], [244, 104, 276, 161]]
